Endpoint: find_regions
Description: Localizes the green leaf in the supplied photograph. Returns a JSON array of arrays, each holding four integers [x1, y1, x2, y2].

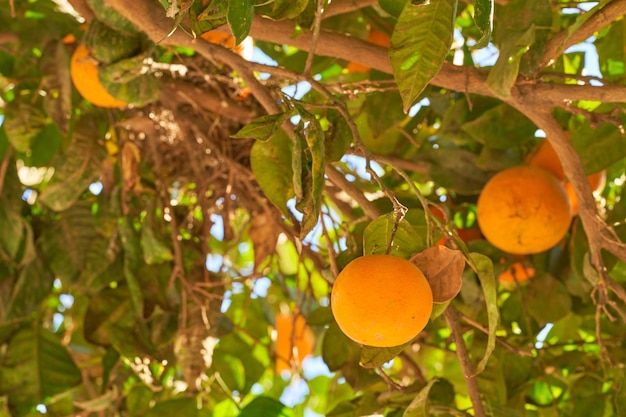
[[38, 120, 107, 212], [39, 202, 100, 281], [461, 104, 536, 149], [403, 378, 438, 417], [570, 120, 626, 174], [322, 324, 358, 371], [84, 286, 153, 357], [269, 0, 309, 20], [294, 115, 325, 238], [526, 273, 572, 324], [227, 0, 254, 45], [28, 123, 63, 167], [5, 257, 54, 321], [379, 0, 404, 17], [39, 40, 72, 135], [250, 130, 294, 217], [140, 227, 173, 265], [486, 25, 535, 98], [359, 343, 408, 369], [0, 198, 23, 260], [3, 100, 47, 153], [74, 390, 115, 412], [390, 0, 457, 113], [231, 113, 287, 141], [238, 396, 293, 417], [472, 0, 494, 48], [127, 384, 153, 417], [86, 0, 138, 33], [468, 253, 498, 375], [0, 325, 81, 413], [144, 398, 198, 417], [363, 213, 427, 258], [425, 143, 491, 195]]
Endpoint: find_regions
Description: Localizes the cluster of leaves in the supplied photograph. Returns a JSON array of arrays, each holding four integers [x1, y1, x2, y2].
[[0, 0, 626, 416]]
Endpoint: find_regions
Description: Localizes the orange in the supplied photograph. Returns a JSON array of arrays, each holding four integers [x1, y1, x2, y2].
[[70, 44, 127, 108], [346, 29, 391, 73], [563, 170, 606, 216], [527, 139, 606, 216], [498, 261, 535, 285], [457, 228, 482, 243], [429, 206, 447, 246], [331, 254, 433, 347], [200, 30, 254, 61], [476, 166, 571, 255], [526, 139, 566, 180], [275, 313, 315, 374]]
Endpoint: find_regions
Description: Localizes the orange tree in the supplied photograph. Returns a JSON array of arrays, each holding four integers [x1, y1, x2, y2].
[[1, 0, 626, 416]]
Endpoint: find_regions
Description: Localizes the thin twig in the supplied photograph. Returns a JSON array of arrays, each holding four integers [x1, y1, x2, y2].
[[303, 0, 325, 76], [320, 210, 339, 278], [444, 305, 486, 417], [0, 146, 14, 196], [460, 313, 534, 357]]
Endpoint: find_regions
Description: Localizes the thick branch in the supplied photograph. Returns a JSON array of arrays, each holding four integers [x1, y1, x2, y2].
[[161, 80, 258, 124], [103, 0, 281, 115], [444, 306, 486, 417], [247, 16, 626, 105], [67, 0, 94, 21], [540, 0, 626, 69], [510, 98, 626, 265]]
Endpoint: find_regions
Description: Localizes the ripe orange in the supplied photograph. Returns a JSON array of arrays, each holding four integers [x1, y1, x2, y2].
[[476, 166, 571, 255], [331, 254, 433, 347], [200, 30, 254, 61], [457, 227, 482, 243], [526, 139, 566, 180], [275, 313, 315, 374], [527, 139, 606, 216], [428, 206, 447, 246], [70, 44, 127, 108], [564, 170, 606, 216], [346, 29, 391, 73], [498, 261, 535, 285]]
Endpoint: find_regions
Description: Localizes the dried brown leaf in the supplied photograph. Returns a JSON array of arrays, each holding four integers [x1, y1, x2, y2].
[[411, 246, 465, 303]]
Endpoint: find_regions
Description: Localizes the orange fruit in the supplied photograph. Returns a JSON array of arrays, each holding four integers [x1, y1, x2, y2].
[[331, 254, 433, 347], [428, 206, 447, 246], [527, 139, 606, 216], [346, 29, 391, 73], [476, 166, 571, 255], [526, 139, 566, 180], [70, 44, 127, 108], [498, 261, 535, 285], [457, 228, 482, 243], [564, 170, 606, 216], [200, 30, 254, 61], [275, 313, 315, 374]]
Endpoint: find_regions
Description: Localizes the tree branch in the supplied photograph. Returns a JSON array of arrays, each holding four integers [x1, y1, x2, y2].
[[103, 0, 281, 116], [444, 305, 486, 417], [325, 165, 381, 220], [247, 16, 626, 106], [67, 0, 94, 21], [540, 0, 626, 69], [324, 0, 377, 18]]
